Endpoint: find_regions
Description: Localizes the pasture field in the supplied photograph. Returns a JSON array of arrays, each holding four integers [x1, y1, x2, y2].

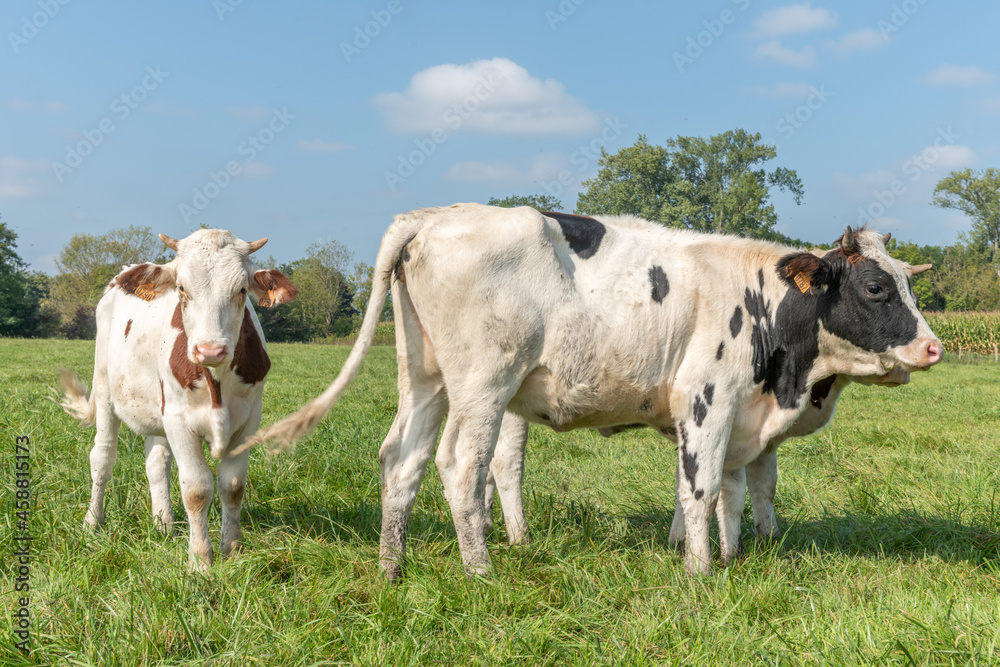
[[2, 338, 999, 666]]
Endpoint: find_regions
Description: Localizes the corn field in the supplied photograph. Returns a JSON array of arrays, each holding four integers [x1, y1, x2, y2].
[[924, 311, 1000, 355]]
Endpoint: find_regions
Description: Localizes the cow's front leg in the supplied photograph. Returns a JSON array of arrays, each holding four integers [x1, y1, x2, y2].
[[668, 466, 686, 551], [485, 412, 530, 545], [168, 427, 214, 570], [436, 401, 505, 578], [716, 467, 747, 566], [85, 397, 120, 530], [746, 451, 781, 542], [217, 443, 252, 558], [143, 436, 174, 535], [673, 383, 735, 576]]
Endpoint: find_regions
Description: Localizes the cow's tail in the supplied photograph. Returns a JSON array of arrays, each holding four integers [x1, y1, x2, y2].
[[59, 369, 97, 428], [236, 212, 428, 455]]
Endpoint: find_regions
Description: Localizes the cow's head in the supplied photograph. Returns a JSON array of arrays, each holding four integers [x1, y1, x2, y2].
[[113, 229, 297, 368], [776, 227, 941, 381]]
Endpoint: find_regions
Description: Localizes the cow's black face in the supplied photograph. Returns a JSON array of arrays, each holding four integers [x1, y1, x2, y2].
[[819, 254, 918, 353]]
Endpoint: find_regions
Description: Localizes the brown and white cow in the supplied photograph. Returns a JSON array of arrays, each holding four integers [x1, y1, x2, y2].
[[60, 229, 296, 569], [248, 203, 940, 578]]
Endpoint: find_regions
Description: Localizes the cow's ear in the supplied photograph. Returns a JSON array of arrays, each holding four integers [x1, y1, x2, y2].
[[111, 263, 176, 301], [252, 269, 298, 307], [776, 252, 833, 295]]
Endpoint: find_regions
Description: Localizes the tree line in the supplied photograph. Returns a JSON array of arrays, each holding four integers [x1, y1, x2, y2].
[[2, 129, 998, 339]]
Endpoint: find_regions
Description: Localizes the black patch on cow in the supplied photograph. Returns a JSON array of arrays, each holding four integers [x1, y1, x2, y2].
[[545, 211, 606, 259], [703, 383, 715, 406], [810, 374, 838, 409], [716, 341, 725, 360], [758, 268, 765, 290], [648, 265, 669, 303], [693, 395, 708, 427], [729, 306, 743, 338], [678, 422, 699, 494], [694, 489, 704, 500], [639, 398, 653, 412]]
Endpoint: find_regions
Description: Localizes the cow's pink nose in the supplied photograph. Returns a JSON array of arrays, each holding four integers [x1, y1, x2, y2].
[[194, 345, 227, 365], [925, 341, 942, 366]]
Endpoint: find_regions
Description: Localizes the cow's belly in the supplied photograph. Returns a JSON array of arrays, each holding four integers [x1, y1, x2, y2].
[[105, 349, 168, 437]]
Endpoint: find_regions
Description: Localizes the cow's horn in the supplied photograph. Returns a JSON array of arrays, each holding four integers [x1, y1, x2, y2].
[[882, 232, 891, 245], [908, 263, 933, 276], [248, 238, 268, 253], [158, 234, 180, 251], [842, 227, 856, 251]]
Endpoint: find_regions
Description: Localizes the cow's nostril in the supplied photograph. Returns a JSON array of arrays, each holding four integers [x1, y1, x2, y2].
[[926, 342, 942, 365], [194, 345, 227, 364]]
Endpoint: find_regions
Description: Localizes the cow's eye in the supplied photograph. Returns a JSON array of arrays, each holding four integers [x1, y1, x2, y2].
[[240, 287, 247, 296], [866, 283, 883, 296]]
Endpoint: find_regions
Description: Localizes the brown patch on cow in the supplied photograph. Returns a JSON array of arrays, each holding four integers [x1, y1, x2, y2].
[[253, 269, 298, 306], [169, 304, 224, 408], [113, 264, 164, 298], [160, 379, 165, 415], [231, 309, 271, 385], [833, 226, 869, 265], [183, 489, 210, 515], [124, 319, 132, 339]]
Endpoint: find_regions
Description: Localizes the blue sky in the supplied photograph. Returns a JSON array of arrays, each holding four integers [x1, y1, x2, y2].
[[2, 0, 997, 274]]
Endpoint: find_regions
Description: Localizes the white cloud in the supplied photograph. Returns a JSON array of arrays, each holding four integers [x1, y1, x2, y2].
[[296, 139, 353, 153], [754, 40, 816, 67], [227, 105, 270, 122], [242, 162, 275, 177], [745, 82, 817, 98], [373, 57, 602, 134], [0, 156, 46, 198], [445, 153, 570, 185], [751, 3, 836, 38], [927, 144, 977, 171], [824, 28, 888, 56], [919, 64, 995, 86], [4, 98, 69, 112]]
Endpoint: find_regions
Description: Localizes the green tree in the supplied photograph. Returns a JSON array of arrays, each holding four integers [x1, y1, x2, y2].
[[349, 261, 392, 323], [885, 238, 945, 310], [932, 169, 1000, 254], [0, 220, 46, 337], [576, 130, 804, 240], [278, 240, 358, 341], [487, 193, 564, 211], [927, 237, 1000, 311]]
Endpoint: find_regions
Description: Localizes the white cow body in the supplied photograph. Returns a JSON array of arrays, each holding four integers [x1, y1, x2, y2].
[[253, 203, 941, 578], [61, 229, 296, 568]]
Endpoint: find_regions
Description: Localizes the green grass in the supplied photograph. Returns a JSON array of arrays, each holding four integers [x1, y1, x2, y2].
[[2, 339, 999, 665]]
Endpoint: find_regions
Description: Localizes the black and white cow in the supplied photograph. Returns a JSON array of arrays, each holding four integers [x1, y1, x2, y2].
[[248, 203, 941, 578]]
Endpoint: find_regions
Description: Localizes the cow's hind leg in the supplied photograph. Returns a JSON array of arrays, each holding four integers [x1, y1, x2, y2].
[[144, 436, 174, 535], [379, 387, 447, 582], [746, 451, 781, 542], [85, 399, 120, 530], [435, 399, 507, 578], [486, 412, 530, 545], [716, 467, 747, 566]]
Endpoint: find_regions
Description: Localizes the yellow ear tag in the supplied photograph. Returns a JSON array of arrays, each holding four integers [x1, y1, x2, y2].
[[793, 273, 811, 293], [258, 289, 275, 307], [134, 283, 156, 302]]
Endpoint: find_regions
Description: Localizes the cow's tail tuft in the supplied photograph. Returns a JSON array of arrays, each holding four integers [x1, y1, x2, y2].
[[59, 369, 97, 428], [235, 212, 428, 456]]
